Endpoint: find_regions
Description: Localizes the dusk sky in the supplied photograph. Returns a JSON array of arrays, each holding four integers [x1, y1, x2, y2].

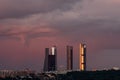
[[0, 0, 120, 71]]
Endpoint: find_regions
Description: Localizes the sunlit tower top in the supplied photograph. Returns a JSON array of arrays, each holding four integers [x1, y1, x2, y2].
[[51, 46, 57, 55], [79, 43, 86, 71]]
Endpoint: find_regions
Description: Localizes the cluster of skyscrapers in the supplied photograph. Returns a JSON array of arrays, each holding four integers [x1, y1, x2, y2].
[[43, 43, 86, 72]]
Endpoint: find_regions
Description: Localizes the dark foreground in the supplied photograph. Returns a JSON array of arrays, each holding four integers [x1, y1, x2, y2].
[[1, 70, 120, 80]]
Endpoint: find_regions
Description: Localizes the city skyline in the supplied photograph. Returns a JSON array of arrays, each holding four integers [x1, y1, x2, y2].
[[0, 0, 120, 71]]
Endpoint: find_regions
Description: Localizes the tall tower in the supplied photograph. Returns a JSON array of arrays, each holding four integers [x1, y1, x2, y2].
[[48, 46, 57, 71], [43, 48, 49, 71], [79, 43, 86, 71], [67, 46, 73, 70], [43, 46, 57, 71]]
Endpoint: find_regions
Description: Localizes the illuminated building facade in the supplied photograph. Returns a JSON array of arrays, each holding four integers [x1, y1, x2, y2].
[[43, 46, 57, 71], [79, 43, 86, 71], [67, 46, 73, 70]]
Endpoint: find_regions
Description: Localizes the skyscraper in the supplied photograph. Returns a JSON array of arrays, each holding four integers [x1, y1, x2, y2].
[[43, 48, 49, 71], [43, 46, 57, 71], [79, 43, 86, 71], [67, 46, 73, 70]]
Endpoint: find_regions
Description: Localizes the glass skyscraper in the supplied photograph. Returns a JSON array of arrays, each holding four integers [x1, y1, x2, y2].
[[79, 43, 86, 71], [67, 46, 73, 70], [43, 46, 57, 71]]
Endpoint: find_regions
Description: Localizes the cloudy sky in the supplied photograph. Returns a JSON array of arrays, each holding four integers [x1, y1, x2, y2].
[[0, 0, 120, 71]]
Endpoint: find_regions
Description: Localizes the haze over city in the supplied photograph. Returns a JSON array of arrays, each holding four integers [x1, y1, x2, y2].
[[0, 0, 120, 71]]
